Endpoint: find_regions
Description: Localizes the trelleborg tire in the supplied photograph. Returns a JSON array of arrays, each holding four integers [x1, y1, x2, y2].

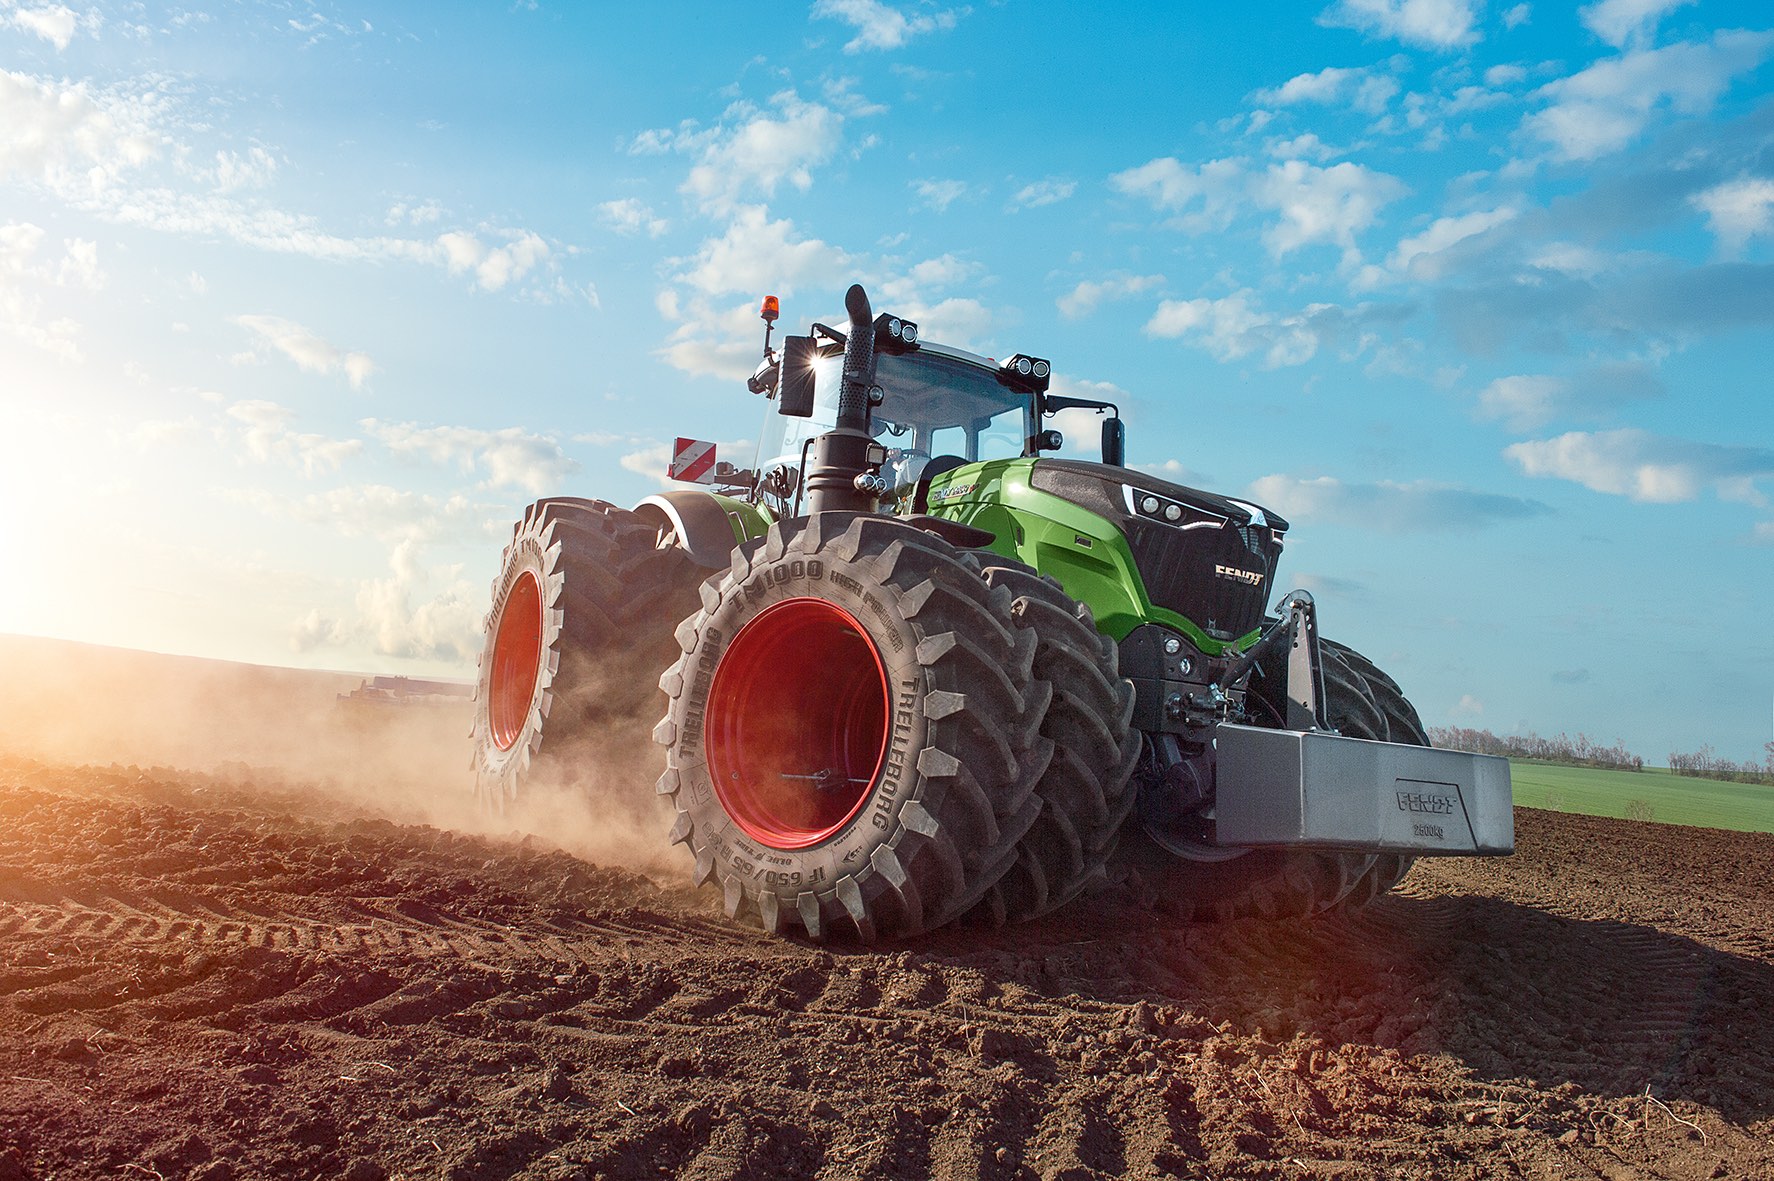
[[972, 564, 1141, 925], [471, 497, 704, 815], [654, 513, 1052, 941], [1324, 640, 1428, 908], [1120, 639, 1417, 922]]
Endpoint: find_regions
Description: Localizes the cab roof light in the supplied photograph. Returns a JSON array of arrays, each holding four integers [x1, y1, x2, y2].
[[999, 353, 1052, 393], [760, 295, 780, 322], [872, 312, 919, 354]]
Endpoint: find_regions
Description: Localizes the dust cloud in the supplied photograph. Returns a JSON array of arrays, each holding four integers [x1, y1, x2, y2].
[[0, 633, 689, 880]]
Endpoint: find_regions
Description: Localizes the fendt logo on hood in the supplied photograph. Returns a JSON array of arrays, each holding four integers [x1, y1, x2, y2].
[[1214, 564, 1265, 587]]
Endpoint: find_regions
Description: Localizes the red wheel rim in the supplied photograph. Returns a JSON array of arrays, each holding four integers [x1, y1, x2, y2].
[[488, 570, 544, 751], [705, 597, 891, 850]]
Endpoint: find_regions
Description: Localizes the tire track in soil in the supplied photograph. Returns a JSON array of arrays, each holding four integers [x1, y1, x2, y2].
[[0, 893, 750, 970]]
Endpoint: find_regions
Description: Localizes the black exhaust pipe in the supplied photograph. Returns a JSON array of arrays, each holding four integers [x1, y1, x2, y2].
[[803, 284, 883, 516]]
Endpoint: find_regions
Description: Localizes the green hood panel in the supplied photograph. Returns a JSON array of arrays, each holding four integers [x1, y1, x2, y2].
[[919, 458, 1258, 656]]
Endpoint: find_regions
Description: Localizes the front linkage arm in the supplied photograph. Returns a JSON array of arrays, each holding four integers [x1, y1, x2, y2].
[[1202, 591, 1328, 731]]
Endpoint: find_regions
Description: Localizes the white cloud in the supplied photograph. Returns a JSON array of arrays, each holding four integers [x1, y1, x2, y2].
[[1135, 458, 1209, 486], [1449, 694, 1485, 718], [677, 205, 852, 297], [3, 71, 561, 297], [662, 224, 996, 375], [1144, 290, 1323, 367], [810, 0, 964, 52], [1504, 428, 1774, 504], [364, 420, 581, 495], [55, 236, 101, 288], [234, 314, 376, 390], [348, 539, 482, 662], [250, 482, 499, 546], [1247, 473, 1553, 531], [1476, 374, 1567, 430], [1580, 0, 1695, 50], [1114, 155, 1404, 262], [2, 4, 82, 51], [1256, 66, 1398, 114], [436, 229, 550, 292], [1109, 156, 1247, 232], [1010, 179, 1076, 209], [0, 221, 95, 360], [1265, 132, 1341, 162], [658, 295, 783, 381], [1255, 160, 1407, 260], [1318, 0, 1482, 50], [0, 221, 46, 272], [912, 178, 969, 211], [887, 252, 980, 294], [1367, 205, 1517, 283], [1690, 177, 1774, 254], [596, 197, 668, 238], [211, 146, 278, 192], [1, 221, 104, 289], [0, 69, 163, 190], [1057, 273, 1164, 320], [225, 400, 363, 476], [1524, 30, 1774, 162], [681, 91, 846, 214], [1502, 4, 1530, 30], [386, 200, 444, 227], [0, 285, 79, 360], [878, 295, 993, 351], [265, 500, 488, 661]]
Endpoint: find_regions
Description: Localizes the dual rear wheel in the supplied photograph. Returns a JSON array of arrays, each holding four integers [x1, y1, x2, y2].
[[653, 513, 1140, 940]]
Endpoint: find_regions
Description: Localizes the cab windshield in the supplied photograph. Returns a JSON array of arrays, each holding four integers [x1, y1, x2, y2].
[[756, 344, 1033, 505]]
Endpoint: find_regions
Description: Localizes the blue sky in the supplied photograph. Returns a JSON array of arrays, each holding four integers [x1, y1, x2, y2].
[[2, 0, 1771, 763]]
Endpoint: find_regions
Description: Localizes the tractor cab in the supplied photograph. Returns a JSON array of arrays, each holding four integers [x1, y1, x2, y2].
[[754, 341, 1038, 510]]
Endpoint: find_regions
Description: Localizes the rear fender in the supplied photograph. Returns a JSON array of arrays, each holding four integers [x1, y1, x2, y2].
[[634, 491, 770, 571]]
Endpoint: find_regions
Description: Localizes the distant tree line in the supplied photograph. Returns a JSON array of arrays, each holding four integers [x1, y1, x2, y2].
[[1665, 743, 1774, 786], [1428, 727, 1643, 771], [1431, 727, 1774, 786]]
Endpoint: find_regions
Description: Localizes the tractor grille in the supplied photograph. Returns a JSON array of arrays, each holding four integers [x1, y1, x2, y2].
[[1030, 460, 1285, 641], [1123, 517, 1279, 640]]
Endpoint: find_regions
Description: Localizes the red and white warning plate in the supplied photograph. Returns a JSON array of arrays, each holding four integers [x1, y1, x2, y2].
[[668, 437, 717, 483]]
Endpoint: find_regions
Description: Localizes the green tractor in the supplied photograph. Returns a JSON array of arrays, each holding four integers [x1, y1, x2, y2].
[[470, 284, 1513, 940]]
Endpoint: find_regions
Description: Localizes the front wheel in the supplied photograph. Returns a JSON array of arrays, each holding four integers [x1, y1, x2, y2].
[[655, 514, 1052, 941]]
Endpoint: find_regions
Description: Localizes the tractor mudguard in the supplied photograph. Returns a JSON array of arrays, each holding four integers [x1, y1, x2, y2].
[[635, 491, 771, 571]]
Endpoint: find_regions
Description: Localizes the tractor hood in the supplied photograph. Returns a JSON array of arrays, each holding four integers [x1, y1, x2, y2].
[[1027, 459, 1289, 643], [1028, 459, 1289, 536]]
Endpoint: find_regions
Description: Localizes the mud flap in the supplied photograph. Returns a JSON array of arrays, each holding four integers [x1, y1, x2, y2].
[[1213, 723, 1514, 856]]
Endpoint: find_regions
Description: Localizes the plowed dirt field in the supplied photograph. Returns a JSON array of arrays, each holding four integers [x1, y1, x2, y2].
[[1, 638, 1771, 1180]]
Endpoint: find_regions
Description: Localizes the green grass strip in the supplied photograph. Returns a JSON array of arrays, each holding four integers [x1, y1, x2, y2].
[[1508, 760, 1774, 833]]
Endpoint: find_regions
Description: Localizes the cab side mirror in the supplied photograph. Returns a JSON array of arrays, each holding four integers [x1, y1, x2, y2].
[[1102, 417, 1125, 467], [778, 335, 816, 418]]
